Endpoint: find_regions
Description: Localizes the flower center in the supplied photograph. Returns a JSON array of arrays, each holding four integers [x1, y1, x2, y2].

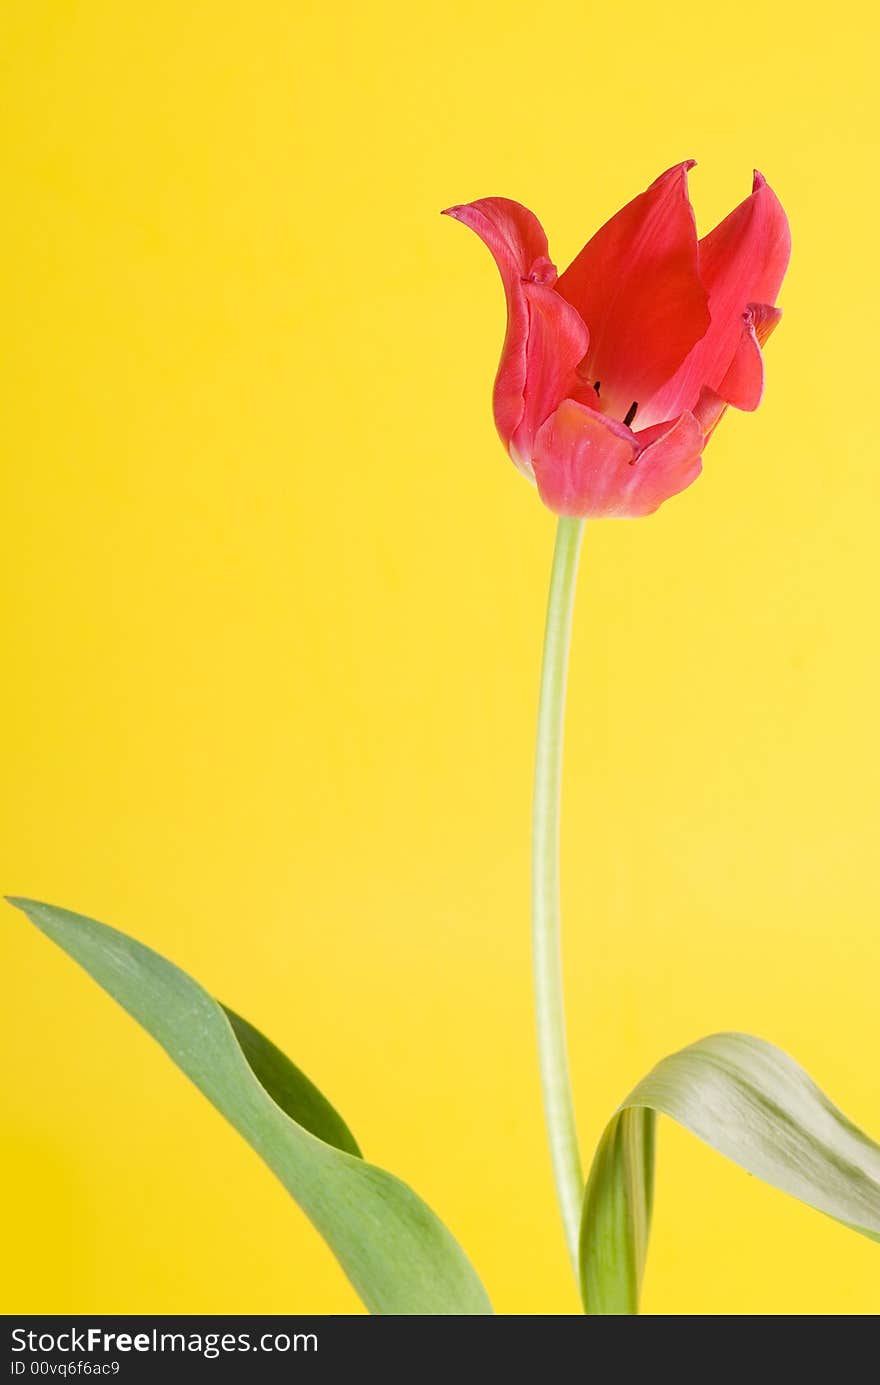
[[593, 381, 638, 429]]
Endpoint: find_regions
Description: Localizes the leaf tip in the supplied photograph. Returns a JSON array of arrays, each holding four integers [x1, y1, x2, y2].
[[5, 895, 34, 913]]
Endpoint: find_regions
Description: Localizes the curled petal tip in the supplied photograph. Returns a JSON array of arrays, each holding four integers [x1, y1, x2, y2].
[[752, 169, 767, 192], [658, 159, 696, 183], [744, 300, 783, 341]]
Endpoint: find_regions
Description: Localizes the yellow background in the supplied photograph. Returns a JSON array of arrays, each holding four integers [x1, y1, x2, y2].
[[2, 0, 879, 1316]]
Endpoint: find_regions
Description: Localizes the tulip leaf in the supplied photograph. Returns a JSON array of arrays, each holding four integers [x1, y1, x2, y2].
[[221, 1005, 361, 1157], [581, 1032, 880, 1314], [9, 897, 492, 1316]]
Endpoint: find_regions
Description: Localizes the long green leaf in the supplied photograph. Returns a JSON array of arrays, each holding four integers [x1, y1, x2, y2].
[[581, 1031, 880, 1314], [10, 897, 492, 1316]]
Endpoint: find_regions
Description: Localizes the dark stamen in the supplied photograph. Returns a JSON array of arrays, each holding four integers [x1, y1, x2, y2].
[[593, 380, 601, 395], [623, 401, 638, 428]]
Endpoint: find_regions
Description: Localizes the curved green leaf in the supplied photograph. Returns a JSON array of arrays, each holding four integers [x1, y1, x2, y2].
[[10, 897, 491, 1316], [222, 1006, 361, 1157], [581, 1031, 880, 1314]]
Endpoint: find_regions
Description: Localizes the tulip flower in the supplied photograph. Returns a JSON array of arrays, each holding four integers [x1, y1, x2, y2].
[[443, 163, 790, 517]]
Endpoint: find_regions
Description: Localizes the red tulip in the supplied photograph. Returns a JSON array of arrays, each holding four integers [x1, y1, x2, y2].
[[443, 164, 790, 518]]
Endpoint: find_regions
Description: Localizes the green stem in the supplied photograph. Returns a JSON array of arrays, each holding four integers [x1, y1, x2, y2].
[[532, 514, 586, 1277]]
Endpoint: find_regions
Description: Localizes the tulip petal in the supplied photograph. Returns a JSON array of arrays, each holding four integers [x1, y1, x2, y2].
[[532, 400, 702, 518], [717, 302, 782, 411], [555, 164, 710, 425], [626, 411, 704, 516], [646, 172, 791, 423], [532, 400, 636, 516], [443, 198, 563, 470], [692, 385, 726, 439], [516, 281, 590, 467], [693, 302, 783, 437]]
